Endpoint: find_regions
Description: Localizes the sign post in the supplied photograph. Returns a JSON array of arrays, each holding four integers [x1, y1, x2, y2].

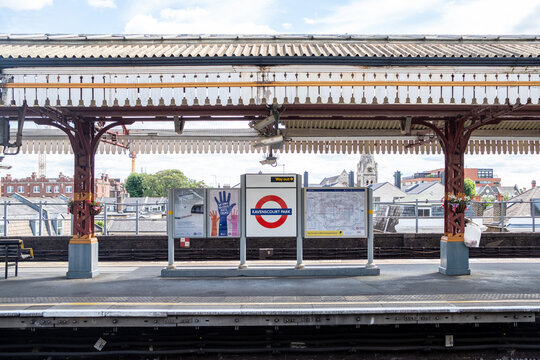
[[167, 188, 175, 269], [242, 174, 301, 268]]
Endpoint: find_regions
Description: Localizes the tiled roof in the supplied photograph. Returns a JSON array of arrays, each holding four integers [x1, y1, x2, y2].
[[1, 35, 539, 59]]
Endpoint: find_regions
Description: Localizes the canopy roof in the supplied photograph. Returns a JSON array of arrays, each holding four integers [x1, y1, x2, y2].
[[1, 35, 539, 68], [1, 34, 540, 155]]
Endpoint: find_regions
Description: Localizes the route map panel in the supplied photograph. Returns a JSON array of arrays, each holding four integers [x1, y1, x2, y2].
[[304, 188, 367, 238]]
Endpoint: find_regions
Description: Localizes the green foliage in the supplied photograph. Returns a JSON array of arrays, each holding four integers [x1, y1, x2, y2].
[[127, 170, 206, 197], [464, 178, 476, 198], [95, 220, 104, 235], [481, 194, 496, 209], [125, 173, 147, 197]]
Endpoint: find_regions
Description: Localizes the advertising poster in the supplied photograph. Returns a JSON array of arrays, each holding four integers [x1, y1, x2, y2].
[[304, 188, 367, 238], [207, 189, 239, 237], [173, 188, 205, 238]]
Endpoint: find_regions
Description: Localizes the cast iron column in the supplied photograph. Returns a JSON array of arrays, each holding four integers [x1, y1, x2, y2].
[[439, 119, 471, 275], [66, 119, 99, 278], [34, 112, 131, 278]]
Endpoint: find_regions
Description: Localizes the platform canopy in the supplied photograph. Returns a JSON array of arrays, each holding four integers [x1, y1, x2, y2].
[[1, 34, 540, 155]]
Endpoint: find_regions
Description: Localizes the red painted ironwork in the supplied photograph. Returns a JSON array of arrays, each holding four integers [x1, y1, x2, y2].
[[413, 104, 522, 237], [34, 109, 133, 242]]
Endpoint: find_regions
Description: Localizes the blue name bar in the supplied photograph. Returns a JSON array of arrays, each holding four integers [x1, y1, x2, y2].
[[251, 208, 292, 216]]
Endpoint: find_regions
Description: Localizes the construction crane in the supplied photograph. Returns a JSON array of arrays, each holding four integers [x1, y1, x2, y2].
[[38, 153, 46, 177], [129, 152, 136, 174]]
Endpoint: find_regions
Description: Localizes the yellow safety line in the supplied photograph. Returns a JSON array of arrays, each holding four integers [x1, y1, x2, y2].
[[0, 299, 539, 307], [5, 81, 540, 89]]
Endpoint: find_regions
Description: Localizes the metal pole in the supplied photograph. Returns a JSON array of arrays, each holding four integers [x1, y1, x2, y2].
[[532, 200, 536, 233], [3, 201, 7, 237], [415, 199, 419, 234], [295, 174, 304, 269], [239, 175, 247, 269], [366, 187, 375, 267], [135, 200, 139, 235], [103, 204, 108, 236], [500, 200, 505, 233], [38, 201, 42, 236], [167, 190, 175, 269]]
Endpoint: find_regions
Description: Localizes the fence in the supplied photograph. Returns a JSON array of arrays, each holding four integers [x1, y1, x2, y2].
[[0, 199, 539, 236]]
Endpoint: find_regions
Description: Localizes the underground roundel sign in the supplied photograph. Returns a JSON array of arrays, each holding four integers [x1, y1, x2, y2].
[[246, 189, 297, 237]]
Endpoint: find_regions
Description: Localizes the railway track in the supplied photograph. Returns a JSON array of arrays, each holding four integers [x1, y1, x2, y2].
[[1, 323, 539, 359]]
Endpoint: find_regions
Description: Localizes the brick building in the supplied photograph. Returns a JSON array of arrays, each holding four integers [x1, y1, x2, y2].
[[401, 168, 501, 187], [1, 172, 125, 198]]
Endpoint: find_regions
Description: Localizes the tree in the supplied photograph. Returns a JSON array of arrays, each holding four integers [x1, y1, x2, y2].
[[125, 173, 147, 197], [141, 170, 205, 197], [464, 178, 476, 198]]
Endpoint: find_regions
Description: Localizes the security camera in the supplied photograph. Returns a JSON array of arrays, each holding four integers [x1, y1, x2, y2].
[[253, 135, 284, 148], [250, 114, 277, 131]]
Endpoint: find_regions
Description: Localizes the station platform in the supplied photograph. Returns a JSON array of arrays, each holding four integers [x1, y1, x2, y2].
[[0, 259, 539, 328]]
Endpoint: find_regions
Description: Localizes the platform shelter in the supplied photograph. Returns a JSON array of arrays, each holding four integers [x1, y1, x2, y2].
[[1, 34, 540, 278]]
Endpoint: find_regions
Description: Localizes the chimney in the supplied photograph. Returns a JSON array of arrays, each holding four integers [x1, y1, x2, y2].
[[348, 171, 355, 187], [532, 180, 537, 189]]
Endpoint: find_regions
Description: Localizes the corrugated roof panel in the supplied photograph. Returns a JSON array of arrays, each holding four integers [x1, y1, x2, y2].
[[1, 36, 540, 59]]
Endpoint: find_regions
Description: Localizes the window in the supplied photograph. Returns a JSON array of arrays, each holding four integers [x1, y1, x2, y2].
[[33, 185, 40, 193], [418, 208, 430, 217], [17, 185, 24, 193], [54, 186, 60, 193], [532, 199, 540, 217], [6, 186, 13, 193], [65, 186, 72, 193], [46, 186, 52, 193], [477, 169, 493, 178]]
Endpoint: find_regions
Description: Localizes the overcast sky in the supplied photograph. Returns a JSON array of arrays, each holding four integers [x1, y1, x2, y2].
[[0, 0, 539, 189]]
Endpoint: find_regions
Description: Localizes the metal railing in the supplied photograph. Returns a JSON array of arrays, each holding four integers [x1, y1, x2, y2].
[[0, 199, 538, 236]]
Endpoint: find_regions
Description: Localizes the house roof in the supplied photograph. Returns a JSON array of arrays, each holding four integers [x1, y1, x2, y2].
[[404, 182, 440, 194], [107, 219, 166, 233], [484, 186, 540, 217], [0, 197, 37, 218], [369, 182, 389, 191]]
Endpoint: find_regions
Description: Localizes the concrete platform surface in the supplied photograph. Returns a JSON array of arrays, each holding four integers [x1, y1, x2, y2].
[[0, 259, 539, 328]]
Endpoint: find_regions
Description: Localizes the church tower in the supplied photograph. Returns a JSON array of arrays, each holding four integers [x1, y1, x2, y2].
[[356, 154, 378, 186]]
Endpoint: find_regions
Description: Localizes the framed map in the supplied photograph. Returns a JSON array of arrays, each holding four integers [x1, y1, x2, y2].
[[304, 188, 367, 238]]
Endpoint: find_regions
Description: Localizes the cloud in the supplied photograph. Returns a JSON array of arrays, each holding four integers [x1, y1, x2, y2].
[[88, 0, 116, 9], [302, 0, 540, 34], [124, 0, 278, 34], [0, 0, 52, 10]]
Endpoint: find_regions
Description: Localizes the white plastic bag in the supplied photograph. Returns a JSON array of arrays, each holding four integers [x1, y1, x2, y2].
[[464, 221, 483, 247]]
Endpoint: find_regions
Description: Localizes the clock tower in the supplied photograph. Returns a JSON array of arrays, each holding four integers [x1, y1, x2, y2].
[[357, 154, 378, 186]]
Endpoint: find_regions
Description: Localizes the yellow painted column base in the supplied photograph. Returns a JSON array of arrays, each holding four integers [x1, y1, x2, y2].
[[441, 233, 464, 242], [69, 235, 98, 245]]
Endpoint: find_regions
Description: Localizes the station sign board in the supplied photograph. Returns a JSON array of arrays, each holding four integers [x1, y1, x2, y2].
[[245, 174, 298, 238]]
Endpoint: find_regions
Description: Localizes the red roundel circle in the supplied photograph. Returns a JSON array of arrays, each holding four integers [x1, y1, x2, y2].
[[254, 195, 289, 229]]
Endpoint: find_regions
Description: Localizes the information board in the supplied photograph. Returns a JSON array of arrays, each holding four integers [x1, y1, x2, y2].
[[173, 188, 205, 238], [207, 189, 240, 237], [304, 188, 367, 238]]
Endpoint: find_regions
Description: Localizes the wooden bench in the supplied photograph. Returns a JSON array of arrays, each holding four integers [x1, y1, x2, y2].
[[0, 239, 34, 279]]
